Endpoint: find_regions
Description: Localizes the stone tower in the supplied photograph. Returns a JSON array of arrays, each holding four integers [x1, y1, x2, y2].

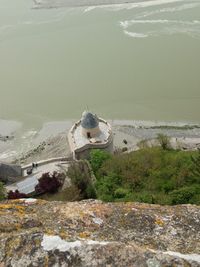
[[68, 111, 113, 160], [81, 111, 100, 139]]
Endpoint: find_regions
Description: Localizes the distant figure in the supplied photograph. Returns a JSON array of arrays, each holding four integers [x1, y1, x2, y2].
[[123, 139, 128, 145], [27, 167, 33, 175]]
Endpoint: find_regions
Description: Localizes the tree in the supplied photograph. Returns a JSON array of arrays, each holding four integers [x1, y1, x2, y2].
[[96, 172, 122, 201], [67, 161, 96, 199], [35, 172, 61, 195], [89, 149, 111, 174], [157, 134, 171, 150], [0, 182, 5, 201]]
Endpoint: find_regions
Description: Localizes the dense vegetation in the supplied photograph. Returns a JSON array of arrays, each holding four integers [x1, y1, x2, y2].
[[89, 148, 200, 205], [1, 137, 200, 205]]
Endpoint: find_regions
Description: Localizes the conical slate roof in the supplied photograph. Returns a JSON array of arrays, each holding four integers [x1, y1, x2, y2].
[[81, 111, 99, 129]]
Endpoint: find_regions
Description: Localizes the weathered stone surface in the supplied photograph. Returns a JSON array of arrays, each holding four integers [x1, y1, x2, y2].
[[0, 163, 21, 183], [0, 199, 199, 266]]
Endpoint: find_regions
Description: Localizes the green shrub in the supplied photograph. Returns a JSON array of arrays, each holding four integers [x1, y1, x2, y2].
[[162, 181, 175, 193], [138, 192, 156, 204], [157, 134, 171, 150], [86, 183, 97, 199], [89, 149, 111, 174], [114, 188, 130, 199], [169, 185, 200, 204], [96, 172, 122, 201]]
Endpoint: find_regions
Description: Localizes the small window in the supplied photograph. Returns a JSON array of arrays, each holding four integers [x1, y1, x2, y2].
[[87, 132, 91, 138]]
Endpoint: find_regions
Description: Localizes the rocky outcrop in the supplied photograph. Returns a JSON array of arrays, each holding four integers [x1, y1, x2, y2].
[[0, 163, 22, 183], [0, 199, 199, 266]]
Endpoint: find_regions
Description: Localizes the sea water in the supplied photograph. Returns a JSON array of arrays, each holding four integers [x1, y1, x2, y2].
[[0, 0, 200, 129]]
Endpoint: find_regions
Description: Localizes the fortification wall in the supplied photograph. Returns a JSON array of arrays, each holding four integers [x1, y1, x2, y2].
[[68, 118, 113, 160], [21, 156, 72, 172]]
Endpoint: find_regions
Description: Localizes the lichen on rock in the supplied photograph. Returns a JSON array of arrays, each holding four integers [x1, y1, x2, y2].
[[0, 199, 199, 266]]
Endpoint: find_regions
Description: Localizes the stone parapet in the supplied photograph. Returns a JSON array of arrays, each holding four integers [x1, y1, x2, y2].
[[68, 118, 113, 160]]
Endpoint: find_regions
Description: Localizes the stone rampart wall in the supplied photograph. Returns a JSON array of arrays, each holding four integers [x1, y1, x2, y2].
[[21, 156, 72, 172]]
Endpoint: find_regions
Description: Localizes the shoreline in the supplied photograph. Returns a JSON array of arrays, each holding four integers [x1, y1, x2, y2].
[[0, 118, 200, 165], [33, 0, 154, 9]]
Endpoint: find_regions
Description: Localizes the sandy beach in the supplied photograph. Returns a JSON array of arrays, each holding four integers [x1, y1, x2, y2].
[[0, 119, 200, 165]]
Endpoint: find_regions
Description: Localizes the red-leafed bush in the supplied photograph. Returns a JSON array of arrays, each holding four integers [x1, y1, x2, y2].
[[8, 190, 28, 199], [35, 172, 61, 195]]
